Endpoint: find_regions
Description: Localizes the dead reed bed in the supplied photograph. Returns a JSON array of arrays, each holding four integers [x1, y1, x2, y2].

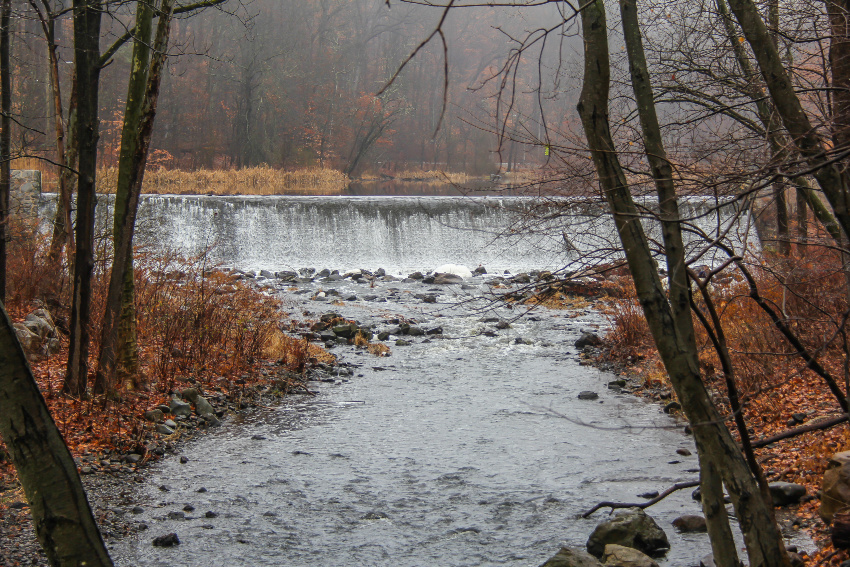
[[97, 166, 349, 195]]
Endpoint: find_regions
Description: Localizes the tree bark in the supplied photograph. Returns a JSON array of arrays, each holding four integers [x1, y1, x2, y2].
[[578, 2, 790, 566], [0, 0, 10, 305], [728, 0, 850, 242], [0, 301, 113, 566], [64, 0, 102, 397], [95, 0, 175, 394]]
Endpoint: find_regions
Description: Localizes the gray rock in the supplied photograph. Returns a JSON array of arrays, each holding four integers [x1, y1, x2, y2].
[[540, 547, 603, 567], [575, 331, 603, 349], [586, 508, 669, 558], [395, 339, 412, 346], [201, 413, 221, 427], [167, 511, 185, 520], [408, 271, 424, 280], [259, 270, 275, 279], [433, 273, 464, 284], [144, 409, 164, 423], [169, 397, 192, 418], [332, 323, 359, 339], [769, 481, 807, 506], [13, 323, 39, 353], [699, 555, 715, 567], [24, 314, 54, 339], [152, 533, 180, 547], [156, 424, 175, 435], [822, 451, 850, 523], [180, 388, 200, 404], [406, 326, 425, 336], [30, 308, 54, 328], [601, 544, 659, 567], [195, 396, 215, 417], [124, 453, 143, 464], [578, 391, 599, 400], [671, 514, 706, 532]]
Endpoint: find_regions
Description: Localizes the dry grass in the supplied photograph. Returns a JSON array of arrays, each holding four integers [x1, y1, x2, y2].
[[264, 328, 336, 369], [95, 166, 349, 195]]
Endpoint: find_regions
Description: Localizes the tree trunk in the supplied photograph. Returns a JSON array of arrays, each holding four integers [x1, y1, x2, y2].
[[0, 0, 10, 304], [38, 6, 75, 267], [578, 2, 790, 566], [64, 0, 102, 397], [728, 0, 850, 242], [0, 301, 113, 566], [95, 0, 174, 394]]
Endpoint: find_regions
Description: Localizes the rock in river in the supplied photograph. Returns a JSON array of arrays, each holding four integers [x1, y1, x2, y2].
[[586, 508, 669, 558], [540, 547, 603, 567], [602, 544, 659, 567], [152, 533, 180, 547], [578, 391, 599, 401]]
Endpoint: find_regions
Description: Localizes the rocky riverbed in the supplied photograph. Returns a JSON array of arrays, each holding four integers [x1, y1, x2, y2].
[[1, 265, 814, 566]]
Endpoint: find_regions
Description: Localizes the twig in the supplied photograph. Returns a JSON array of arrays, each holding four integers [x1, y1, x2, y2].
[[581, 480, 699, 518]]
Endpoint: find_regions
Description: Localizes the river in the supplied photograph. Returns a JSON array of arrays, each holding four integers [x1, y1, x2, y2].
[[74, 192, 800, 566]]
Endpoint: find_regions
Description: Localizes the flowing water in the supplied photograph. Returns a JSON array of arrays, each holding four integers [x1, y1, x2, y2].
[[65, 192, 801, 566]]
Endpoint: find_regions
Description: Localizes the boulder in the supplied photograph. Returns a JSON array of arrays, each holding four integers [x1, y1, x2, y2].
[[586, 508, 669, 558], [144, 409, 164, 423], [201, 413, 221, 427], [434, 264, 473, 278], [156, 424, 175, 435], [433, 273, 464, 285], [578, 391, 599, 401], [195, 396, 215, 417], [181, 388, 200, 404], [822, 453, 850, 524], [575, 332, 603, 349], [540, 547, 603, 567], [769, 482, 807, 506], [169, 397, 192, 418], [152, 533, 180, 547], [13, 323, 40, 353], [671, 515, 706, 532], [24, 313, 55, 339], [601, 544, 659, 567], [332, 323, 359, 339]]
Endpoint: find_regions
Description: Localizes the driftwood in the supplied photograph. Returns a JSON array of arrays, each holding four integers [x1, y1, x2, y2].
[[582, 480, 700, 518], [750, 414, 848, 449]]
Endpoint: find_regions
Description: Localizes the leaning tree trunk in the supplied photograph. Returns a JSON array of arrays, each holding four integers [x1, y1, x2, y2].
[[64, 0, 102, 397], [577, 2, 790, 566], [0, 301, 113, 566], [728, 0, 850, 243]]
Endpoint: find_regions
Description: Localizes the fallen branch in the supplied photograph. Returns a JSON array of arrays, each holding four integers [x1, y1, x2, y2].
[[581, 480, 699, 518], [750, 414, 848, 448]]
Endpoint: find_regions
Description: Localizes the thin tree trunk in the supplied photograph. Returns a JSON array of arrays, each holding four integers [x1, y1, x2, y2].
[[95, 0, 175, 394], [0, 0, 10, 304], [728, 0, 850, 242], [0, 300, 113, 566], [64, 0, 102, 397], [578, 2, 790, 565], [796, 187, 807, 255]]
